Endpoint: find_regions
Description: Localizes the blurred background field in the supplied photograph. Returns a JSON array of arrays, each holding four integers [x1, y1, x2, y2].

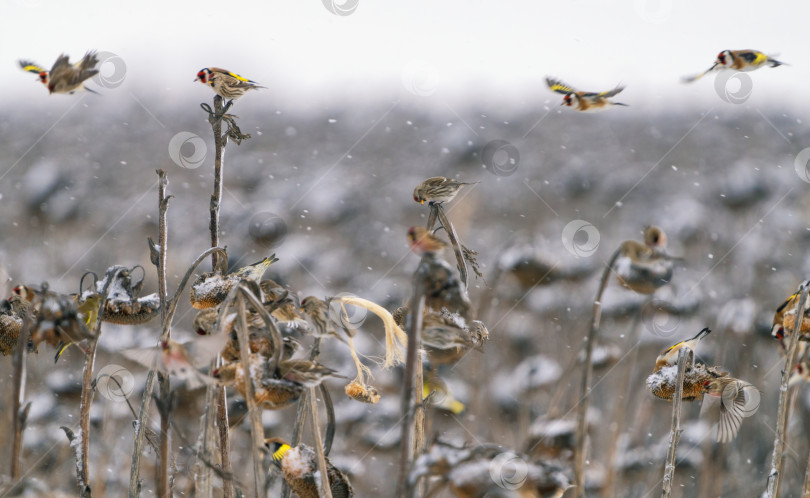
[[2, 1, 810, 496]]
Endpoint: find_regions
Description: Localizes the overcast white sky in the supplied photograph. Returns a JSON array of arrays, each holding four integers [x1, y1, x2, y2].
[[1, 0, 808, 111]]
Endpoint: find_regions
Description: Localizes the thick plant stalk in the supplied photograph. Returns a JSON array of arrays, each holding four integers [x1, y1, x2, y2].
[[309, 387, 333, 498], [573, 248, 620, 497], [766, 286, 809, 497], [236, 287, 270, 497], [662, 348, 688, 497], [73, 266, 125, 497], [802, 446, 810, 497], [10, 314, 31, 484], [155, 170, 171, 498], [209, 95, 231, 272], [397, 277, 427, 498], [435, 205, 468, 287]]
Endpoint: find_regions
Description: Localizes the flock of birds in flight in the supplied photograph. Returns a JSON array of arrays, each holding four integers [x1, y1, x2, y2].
[[19, 49, 787, 111]]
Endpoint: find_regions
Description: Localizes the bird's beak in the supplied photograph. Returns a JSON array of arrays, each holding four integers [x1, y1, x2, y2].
[[420, 200, 425, 205]]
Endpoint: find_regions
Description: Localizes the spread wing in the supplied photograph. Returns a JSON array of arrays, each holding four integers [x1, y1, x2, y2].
[[545, 77, 577, 95], [76, 51, 99, 71], [50, 54, 71, 73], [19, 60, 46, 74], [592, 85, 625, 98]]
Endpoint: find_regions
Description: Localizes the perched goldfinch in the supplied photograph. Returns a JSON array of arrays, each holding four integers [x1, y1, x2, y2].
[[265, 438, 354, 498], [195, 67, 265, 101], [413, 176, 478, 205], [654, 328, 711, 371], [189, 255, 277, 309], [19, 52, 100, 95], [771, 280, 810, 341], [545, 77, 628, 112], [614, 226, 676, 294], [683, 50, 786, 83], [423, 371, 466, 415]]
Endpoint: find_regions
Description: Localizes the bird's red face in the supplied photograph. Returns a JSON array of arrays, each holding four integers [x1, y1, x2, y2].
[[38, 72, 48, 85], [407, 227, 417, 242], [563, 94, 573, 106], [717, 51, 728, 66], [196, 69, 208, 84], [160, 340, 169, 350]]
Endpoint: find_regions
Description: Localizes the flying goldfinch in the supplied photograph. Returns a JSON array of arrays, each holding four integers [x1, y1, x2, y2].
[[545, 77, 628, 112], [194, 67, 265, 101], [19, 52, 100, 95], [683, 50, 786, 83], [189, 255, 277, 309], [654, 328, 711, 371], [647, 361, 759, 442], [265, 438, 354, 498], [413, 176, 478, 205]]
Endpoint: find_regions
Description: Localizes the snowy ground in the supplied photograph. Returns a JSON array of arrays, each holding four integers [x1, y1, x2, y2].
[[1, 97, 809, 496]]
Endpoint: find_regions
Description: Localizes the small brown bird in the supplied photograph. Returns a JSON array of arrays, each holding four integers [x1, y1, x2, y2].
[[413, 176, 478, 205], [260, 279, 307, 328], [195, 67, 265, 101], [215, 356, 341, 410], [407, 227, 448, 257], [546, 77, 628, 112], [614, 226, 676, 294], [421, 311, 487, 366], [190, 255, 277, 309], [300, 296, 350, 342], [0, 296, 27, 355], [789, 360, 810, 387], [123, 334, 228, 389], [654, 328, 711, 372], [266, 438, 353, 498], [683, 50, 786, 83], [20, 52, 100, 95]]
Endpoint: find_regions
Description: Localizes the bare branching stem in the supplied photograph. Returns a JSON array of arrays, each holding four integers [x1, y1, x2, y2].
[[210, 95, 226, 271], [766, 286, 809, 497], [155, 171, 172, 498], [662, 348, 688, 497], [573, 248, 620, 497]]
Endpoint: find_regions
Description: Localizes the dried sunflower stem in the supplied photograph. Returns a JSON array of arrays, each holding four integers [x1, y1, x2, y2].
[[208, 95, 231, 272], [235, 290, 265, 497], [802, 444, 810, 497], [398, 261, 428, 497], [73, 266, 125, 497], [10, 314, 31, 485], [308, 387, 333, 498], [434, 205, 468, 287], [573, 248, 620, 497], [283, 338, 322, 498], [155, 170, 172, 498], [766, 286, 809, 498], [661, 348, 688, 497], [129, 246, 226, 497]]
